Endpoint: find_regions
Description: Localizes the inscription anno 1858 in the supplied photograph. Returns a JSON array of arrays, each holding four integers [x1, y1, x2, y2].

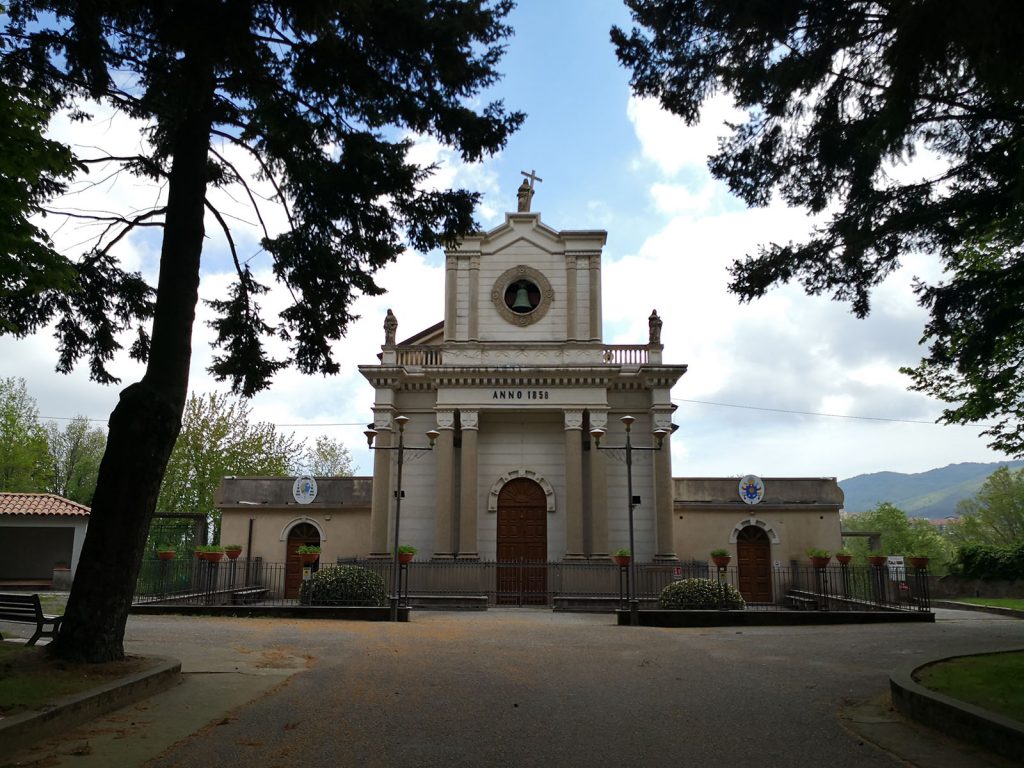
[[492, 389, 550, 400]]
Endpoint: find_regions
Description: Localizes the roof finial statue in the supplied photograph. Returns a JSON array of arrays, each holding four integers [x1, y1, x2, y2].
[[384, 308, 398, 346], [648, 309, 663, 345], [517, 169, 543, 212]]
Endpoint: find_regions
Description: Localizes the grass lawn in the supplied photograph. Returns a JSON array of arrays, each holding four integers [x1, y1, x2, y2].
[[949, 597, 1024, 611], [916, 651, 1024, 723], [0, 642, 150, 717]]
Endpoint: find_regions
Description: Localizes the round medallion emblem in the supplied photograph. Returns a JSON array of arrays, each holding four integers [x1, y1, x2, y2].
[[738, 475, 765, 505], [292, 475, 318, 505]]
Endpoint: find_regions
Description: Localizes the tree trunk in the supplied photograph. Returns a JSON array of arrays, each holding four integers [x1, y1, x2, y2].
[[50, 57, 215, 663]]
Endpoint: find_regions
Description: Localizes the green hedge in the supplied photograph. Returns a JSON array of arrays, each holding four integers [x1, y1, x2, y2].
[[955, 542, 1024, 580], [659, 578, 745, 610], [298, 565, 387, 606]]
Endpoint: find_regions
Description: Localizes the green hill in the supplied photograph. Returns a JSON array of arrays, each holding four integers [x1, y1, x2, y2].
[[839, 460, 1024, 519]]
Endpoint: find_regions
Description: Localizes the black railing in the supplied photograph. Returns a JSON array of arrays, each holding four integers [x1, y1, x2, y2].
[[133, 557, 930, 612]]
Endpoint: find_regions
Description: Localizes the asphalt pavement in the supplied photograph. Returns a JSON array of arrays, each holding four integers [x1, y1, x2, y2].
[[4, 608, 1023, 768]]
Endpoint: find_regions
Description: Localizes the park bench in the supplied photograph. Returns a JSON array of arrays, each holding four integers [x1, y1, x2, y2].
[[0, 593, 63, 645]]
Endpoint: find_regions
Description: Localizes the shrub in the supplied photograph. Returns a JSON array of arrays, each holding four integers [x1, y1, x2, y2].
[[298, 565, 387, 606], [955, 542, 1024, 580], [659, 578, 745, 610]]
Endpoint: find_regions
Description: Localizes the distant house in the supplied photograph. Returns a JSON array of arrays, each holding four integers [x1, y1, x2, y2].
[[0, 493, 90, 589]]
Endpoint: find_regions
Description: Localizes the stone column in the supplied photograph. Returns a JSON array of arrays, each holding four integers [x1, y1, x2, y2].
[[588, 410, 609, 557], [443, 254, 457, 341], [433, 410, 456, 559], [369, 411, 394, 556], [458, 410, 480, 559], [564, 409, 585, 559], [652, 410, 678, 561], [588, 254, 602, 341]]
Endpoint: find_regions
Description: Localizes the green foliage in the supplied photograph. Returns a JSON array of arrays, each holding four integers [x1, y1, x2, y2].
[[806, 548, 830, 559], [397, 544, 416, 555], [709, 548, 729, 557], [954, 542, 1024, 581], [194, 544, 224, 553], [44, 416, 106, 505], [613, 548, 631, 557], [298, 565, 386, 607], [0, 376, 50, 492], [296, 545, 321, 554], [301, 435, 355, 477], [952, 466, 1024, 547], [223, 544, 242, 552], [659, 578, 745, 610], [843, 502, 952, 571], [613, 1, 1024, 455], [156, 392, 303, 540]]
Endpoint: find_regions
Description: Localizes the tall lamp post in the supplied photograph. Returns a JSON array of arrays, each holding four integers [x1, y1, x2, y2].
[[365, 415, 440, 622], [590, 415, 668, 626]]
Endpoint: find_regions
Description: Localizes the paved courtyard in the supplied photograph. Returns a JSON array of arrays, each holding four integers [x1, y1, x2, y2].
[[6, 608, 1024, 767]]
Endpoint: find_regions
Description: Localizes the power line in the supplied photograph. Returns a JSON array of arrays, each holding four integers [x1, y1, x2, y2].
[[673, 397, 994, 428]]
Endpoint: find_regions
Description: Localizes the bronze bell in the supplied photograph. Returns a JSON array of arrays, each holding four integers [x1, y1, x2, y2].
[[511, 283, 533, 311]]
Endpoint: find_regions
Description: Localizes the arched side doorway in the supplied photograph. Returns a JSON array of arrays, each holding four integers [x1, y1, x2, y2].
[[736, 525, 772, 603], [285, 522, 321, 599], [496, 477, 547, 605]]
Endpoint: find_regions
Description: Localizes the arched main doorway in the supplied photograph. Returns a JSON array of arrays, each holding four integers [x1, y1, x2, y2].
[[736, 525, 772, 603], [285, 522, 320, 599], [496, 477, 547, 605]]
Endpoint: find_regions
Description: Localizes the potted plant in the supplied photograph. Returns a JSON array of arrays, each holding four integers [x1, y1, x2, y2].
[[297, 544, 321, 565], [868, 554, 888, 566], [612, 548, 631, 567], [907, 554, 930, 570], [835, 549, 853, 565], [710, 548, 731, 568], [398, 544, 417, 564], [195, 544, 225, 562], [806, 548, 831, 568], [224, 544, 243, 560], [156, 548, 176, 561]]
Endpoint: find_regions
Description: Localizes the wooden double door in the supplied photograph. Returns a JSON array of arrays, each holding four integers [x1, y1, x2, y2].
[[736, 526, 772, 603], [496, 478, 547, 605], [285, 523, 320, 599]]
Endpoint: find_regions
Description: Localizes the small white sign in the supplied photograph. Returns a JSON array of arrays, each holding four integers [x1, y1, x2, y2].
[[887, 555, 906, 580], [738, 475, 765, 505], [292, 475, 318, 505]]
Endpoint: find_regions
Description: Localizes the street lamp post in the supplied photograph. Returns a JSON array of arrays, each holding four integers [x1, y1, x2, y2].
[[590, 415, 668, 626], [365, 415, 440, 621]]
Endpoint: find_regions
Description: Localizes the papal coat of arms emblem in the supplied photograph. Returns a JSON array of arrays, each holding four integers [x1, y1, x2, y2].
[[738, 475, 765, 505]]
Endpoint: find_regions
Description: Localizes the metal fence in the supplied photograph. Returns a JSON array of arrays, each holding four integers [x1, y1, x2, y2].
[[133, 557, 930, 613]]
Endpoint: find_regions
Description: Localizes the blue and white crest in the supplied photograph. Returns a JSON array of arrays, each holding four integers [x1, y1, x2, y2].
[[738, 475, 765, 505], [292, 475, 318, 505]]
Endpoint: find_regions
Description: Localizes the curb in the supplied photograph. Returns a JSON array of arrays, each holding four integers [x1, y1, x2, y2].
[[889, 649, 1024, 763], [618, 609, 935, 626], [0, 655, 181, 754], [130, 604, 409, 620], [932, 600, 1024, 619]]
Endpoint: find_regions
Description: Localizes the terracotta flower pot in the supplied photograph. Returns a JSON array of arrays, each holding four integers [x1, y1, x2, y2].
[[711, 555, 731, 568], [156, 550, 175, 561], [225, 548, 242, 560], [908, 556, 930, 570], [612, 555, 631, 567], [398, 552, 414, 565], [868, 555, 888, 567], [810, 556, 831, 569], [299, 552, 319, 565], [202, 551, 224, 563], [835, 554, 853, 566]]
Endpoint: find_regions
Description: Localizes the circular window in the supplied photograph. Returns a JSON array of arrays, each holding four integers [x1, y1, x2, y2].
[[491, 266, 553, 326]]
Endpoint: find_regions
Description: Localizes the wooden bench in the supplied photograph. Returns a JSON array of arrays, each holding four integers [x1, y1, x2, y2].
[[0, 593, 63, 645]]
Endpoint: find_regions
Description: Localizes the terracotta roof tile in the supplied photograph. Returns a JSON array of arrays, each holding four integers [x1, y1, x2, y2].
[[0, 492, 91, 517]]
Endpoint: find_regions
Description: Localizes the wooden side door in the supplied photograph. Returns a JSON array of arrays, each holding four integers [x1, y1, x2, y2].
[[496, 478, 547, 605], [736, 526, 772, 603], [285, 523, 320, 599]]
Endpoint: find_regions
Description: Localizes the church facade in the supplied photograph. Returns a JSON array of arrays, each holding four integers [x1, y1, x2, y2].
[[218, 192, 843, 602]]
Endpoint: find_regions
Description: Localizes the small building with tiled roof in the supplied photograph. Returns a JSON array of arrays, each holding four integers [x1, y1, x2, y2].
[[0, 493, 90, 589]]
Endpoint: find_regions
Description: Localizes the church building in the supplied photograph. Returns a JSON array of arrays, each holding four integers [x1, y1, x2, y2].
[[218, 180, 843, 603]]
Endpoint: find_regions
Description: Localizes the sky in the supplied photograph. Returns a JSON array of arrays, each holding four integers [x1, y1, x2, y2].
[[3, 1, 1015, 482]]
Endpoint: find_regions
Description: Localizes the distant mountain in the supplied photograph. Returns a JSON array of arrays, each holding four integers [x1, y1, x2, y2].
[[839, 460, 1024, 519]]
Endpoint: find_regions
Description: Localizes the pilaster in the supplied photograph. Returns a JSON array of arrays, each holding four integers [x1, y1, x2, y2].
[[433, 410, 456, 559], [588, 410, 609, 558], [443, 254, 457, 341], [652, 409, 678, 561], [563, 409, 585, 559], [369, 410, 393, 556], [588, 254, 602, 341]]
